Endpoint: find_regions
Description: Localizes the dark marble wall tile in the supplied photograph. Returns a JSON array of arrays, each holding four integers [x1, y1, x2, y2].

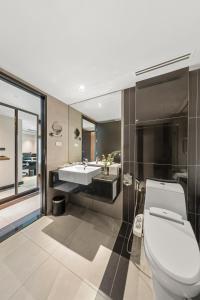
[[135, 163, 176, 181], [198, 70, 200, 117], [188, 69, 200, 242], [136, 68, 188, 122], [188, 212, 196, 233], [123, 125, 130, 162], [123, 162, 129, 174], [128, 185, 135, 223], [123, 89, 130, 125], [196, 214, 200, 244], [197, 118, 200, 165], [188, 166, 196, 214], [129, 124, 135, 162], [123, 185, 129, 222], [136, 117, 187, 166], [188, 118, 197, 165], [129, 87, 135, 125], [122, 68, 200, 246], [122, 87, 136, 224], [189, 70, 198, 118], [196, 166, 200, 215]]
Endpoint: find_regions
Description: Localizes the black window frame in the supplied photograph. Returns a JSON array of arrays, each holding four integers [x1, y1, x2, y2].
[[0, 71, 47, 214]]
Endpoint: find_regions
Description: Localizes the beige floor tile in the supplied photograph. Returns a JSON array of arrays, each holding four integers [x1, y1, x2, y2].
[[47, 264, 98, 300], [22, 217, 62, 254], [0, 231, 28, 262], [41, 214, 83, 244], [80, 209, 121, 236], [52, 231, 115, 288], [0, 204, 155, 300], [20, 257, 61, 300], [3, 238, 49, 283], [9, 286, 36, 300], [65, 220, 115, 257], [24, 229, 62, 255], [11, 256, 102, 300], [0, 262, 22, 300], [22, 216, 53, 233], [123, 260, 154, 300]]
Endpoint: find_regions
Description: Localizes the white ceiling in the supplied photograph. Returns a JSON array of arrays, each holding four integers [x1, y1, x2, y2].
[[0, 1, 200, 104], [0, 79, 41, 116], [72, 91, 121, 122]]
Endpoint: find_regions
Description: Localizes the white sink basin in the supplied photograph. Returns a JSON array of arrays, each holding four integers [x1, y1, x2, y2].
[[87, 161, 104, 167], [58, 165, 101, 185]]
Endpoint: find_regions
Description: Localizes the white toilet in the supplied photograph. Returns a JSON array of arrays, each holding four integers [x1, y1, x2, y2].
[[143, 179, 200, 300]]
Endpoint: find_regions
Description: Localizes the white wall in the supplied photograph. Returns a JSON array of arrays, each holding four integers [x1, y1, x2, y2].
[[47, 95, 69, 213], [0, 115, 22, 188], [22, 133, 37, 153]]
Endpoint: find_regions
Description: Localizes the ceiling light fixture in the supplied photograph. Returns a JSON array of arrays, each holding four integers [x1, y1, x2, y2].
[[98, 103, 102, 108], [79, 85, 85, 91]]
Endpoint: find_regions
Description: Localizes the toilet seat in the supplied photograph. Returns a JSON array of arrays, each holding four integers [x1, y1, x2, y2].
[[144, 209, 200, 286]]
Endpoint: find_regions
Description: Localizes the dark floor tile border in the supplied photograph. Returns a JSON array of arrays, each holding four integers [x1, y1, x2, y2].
[[0, 209, 41, 242], [97, 222, 134, 300], [110, 236, 133, 300], [118, 221, 129, 238]]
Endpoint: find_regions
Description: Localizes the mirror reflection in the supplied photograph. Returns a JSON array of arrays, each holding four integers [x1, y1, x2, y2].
[[71, 92, 121, 203], [50, 91, 122, 203]]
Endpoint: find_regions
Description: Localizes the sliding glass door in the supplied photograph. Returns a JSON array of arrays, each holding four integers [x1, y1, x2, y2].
[[0, 105, 15, 199], [0, 103, 39, 202], [18, 111, 39, 194]]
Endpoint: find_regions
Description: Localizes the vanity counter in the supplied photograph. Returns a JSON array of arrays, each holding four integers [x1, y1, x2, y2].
[[93, 174, 118, 183]]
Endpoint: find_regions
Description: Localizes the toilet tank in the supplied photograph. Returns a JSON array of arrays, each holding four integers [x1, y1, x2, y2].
[[144, 179, 187, 220]]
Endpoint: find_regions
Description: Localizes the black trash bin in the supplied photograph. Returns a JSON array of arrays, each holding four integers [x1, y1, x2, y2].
[[52, 195, 65, 216]]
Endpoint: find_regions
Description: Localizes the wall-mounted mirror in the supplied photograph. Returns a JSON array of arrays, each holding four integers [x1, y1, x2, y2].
[[49, 91, 122, 219], [71, 91, 121, 165], [56, 91, 122, 204]]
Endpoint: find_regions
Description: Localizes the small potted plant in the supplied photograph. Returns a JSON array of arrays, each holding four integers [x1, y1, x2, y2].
[[102, 154, 114, 175]]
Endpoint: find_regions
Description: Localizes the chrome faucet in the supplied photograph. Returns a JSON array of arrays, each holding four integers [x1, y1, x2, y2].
[[83, 158, 88, 170]]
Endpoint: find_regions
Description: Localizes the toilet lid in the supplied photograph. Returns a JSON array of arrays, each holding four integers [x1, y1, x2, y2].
[[144, 210, 200, 285]]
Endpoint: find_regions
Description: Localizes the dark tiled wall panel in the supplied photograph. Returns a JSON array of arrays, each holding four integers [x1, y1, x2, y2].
[[123, 69, 200, 244], [188, 70, 200, 243], [123, 87, 135, 223]]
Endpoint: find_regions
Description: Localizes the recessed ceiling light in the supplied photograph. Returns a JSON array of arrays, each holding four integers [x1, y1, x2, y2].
[[98, 103, 102, 108], [79, 85, 85, 91]]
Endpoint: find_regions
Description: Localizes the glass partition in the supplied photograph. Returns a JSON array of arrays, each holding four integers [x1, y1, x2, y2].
[[0, 105, 15, 199], [18, 111, 38, 194], [0, 103, 39, 202]]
